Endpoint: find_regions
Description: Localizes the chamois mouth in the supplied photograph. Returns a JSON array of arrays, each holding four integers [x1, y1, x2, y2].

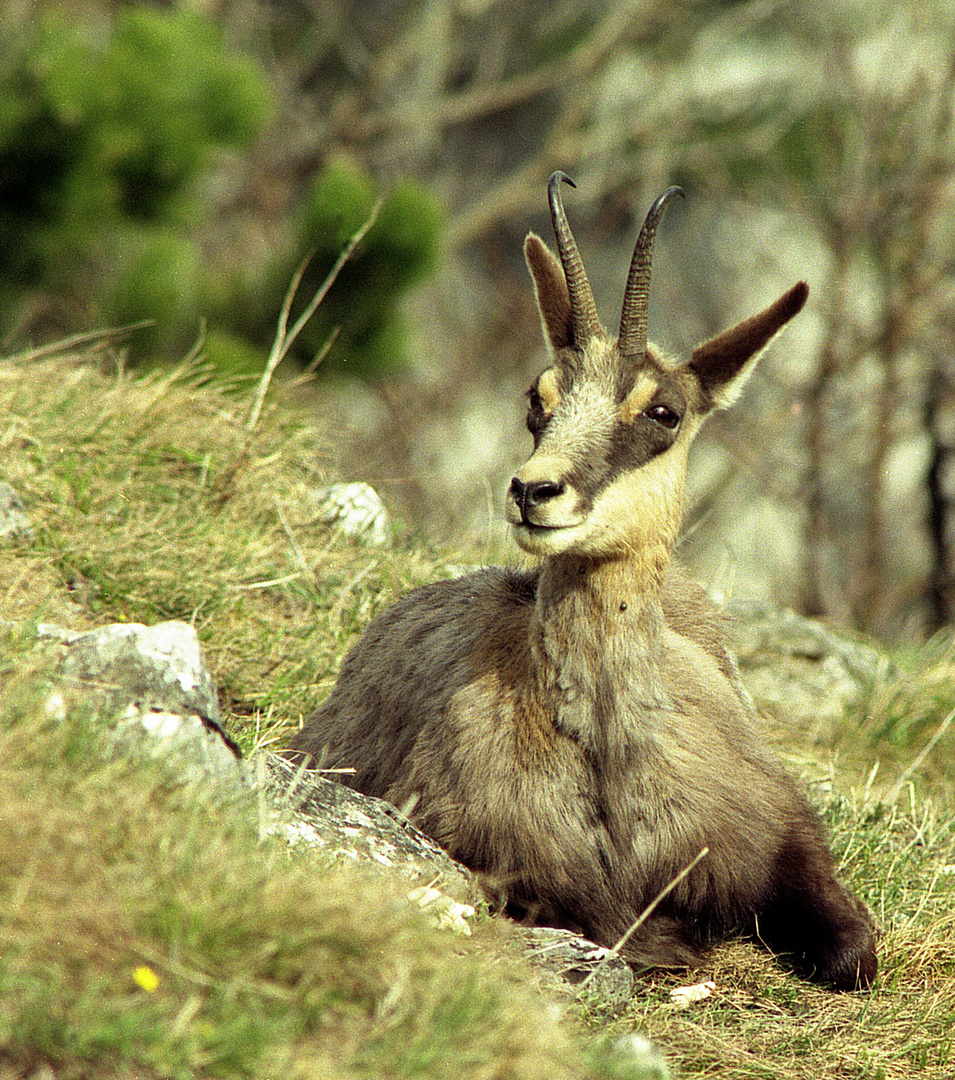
[[509, 518, 587, 555], [506, 507, 582, 533], [516, 522, 563, 537]]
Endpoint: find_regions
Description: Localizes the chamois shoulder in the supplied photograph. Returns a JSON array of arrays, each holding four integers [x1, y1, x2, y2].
[[285, 566, 540, 786], [377, 564, 538, 625], [660, 563, 740, 686], [338, 565, 537, 644]]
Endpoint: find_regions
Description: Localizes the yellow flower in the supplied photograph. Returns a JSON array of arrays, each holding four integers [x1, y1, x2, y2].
[[132, 965, 160, 992]]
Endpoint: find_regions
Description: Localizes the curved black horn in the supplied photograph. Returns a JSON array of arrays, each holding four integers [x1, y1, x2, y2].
[[548, 171, 602, 350], [618, 186, 685, 359]]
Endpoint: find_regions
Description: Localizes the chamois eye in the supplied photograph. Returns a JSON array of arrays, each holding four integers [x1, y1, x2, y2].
[[526, 387, 551, 439], [644, 404, 680, 430]]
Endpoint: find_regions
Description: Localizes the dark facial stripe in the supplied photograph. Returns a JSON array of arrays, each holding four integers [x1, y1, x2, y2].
[[562, 416, 680, 512]]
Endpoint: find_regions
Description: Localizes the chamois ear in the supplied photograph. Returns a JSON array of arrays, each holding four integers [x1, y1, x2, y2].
[[689, 281, 809, 410], [525, 232, 575, 352]]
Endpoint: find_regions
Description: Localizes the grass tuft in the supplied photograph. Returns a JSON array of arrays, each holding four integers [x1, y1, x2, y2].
[[0, 682, 591, 1080]]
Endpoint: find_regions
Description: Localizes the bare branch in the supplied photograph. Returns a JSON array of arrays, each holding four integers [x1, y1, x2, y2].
[[349, 1, 651, 140]]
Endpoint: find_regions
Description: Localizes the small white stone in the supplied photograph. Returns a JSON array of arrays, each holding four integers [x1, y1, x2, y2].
[[312, 483, 390, 546], [43, 691, 67, 720], [669, 979, 716, 1007], [407, 885, 476, 935], [139, 711, 186, 739]]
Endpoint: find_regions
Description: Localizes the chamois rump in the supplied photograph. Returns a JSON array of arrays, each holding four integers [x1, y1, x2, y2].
[[288, 173, 878, 991]]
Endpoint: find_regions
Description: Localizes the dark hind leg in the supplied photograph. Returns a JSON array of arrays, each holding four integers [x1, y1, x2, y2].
[[756, 837, 878, 990], [491, 882, 707, 974]]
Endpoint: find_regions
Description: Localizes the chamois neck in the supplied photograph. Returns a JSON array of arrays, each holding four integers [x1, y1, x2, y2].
[[530, 550, 671, 752], [536, 548, 669, 624]]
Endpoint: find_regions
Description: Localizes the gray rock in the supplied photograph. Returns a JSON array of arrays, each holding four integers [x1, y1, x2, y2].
[[111, 706, 245, 790], [0, 481, 35, 544], [724, 599, 892, 742], [52, 620, 222, 728], [37, 620, 243, 788], [520, 926, 635, 1005], [263, 753, 476, 904]]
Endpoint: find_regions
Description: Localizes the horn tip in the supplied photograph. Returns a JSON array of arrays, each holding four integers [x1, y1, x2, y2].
[[549, 170, 577, 192], [650, 185, 686, 216]]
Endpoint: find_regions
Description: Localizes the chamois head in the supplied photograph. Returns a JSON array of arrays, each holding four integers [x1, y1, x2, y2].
[[506, 172, 808, 561]]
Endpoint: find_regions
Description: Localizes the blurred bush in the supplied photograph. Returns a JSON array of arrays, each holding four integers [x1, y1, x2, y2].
[[228, 158, 443, 378], [0, 9, 271, 339], [1, 12, 442, 380]]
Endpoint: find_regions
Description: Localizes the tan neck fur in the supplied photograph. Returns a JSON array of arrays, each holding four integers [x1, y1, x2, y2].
[[531, 548, 672, 752], [536, 548, 666, 622]]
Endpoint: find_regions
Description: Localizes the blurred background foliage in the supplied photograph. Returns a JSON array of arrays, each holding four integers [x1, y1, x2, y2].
[[0, 7, 441, 375], [1, 8, 270, 336], [3, 0, 955, 642]]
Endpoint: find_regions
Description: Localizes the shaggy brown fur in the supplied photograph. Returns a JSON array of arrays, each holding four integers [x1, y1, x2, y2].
[[288, 175, 877, 991]]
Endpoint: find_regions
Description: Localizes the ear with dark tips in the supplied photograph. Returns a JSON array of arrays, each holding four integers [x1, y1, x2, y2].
[[689, 281, 809, 409]]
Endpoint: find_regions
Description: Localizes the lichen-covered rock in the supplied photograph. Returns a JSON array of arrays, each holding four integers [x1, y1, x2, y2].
[[110, 707, 245, 790], [263, 753, 476, 905], [51, 620, 222, 727], [407, 884, 477, 935], [520, 926, 635, 1006]]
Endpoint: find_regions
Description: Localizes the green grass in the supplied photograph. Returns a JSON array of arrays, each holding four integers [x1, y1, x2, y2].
[[0, 685, 592, 1080], [0, 355, 465, 742], [604, 790, 955, 1079], [2, 351, 955, 1078]]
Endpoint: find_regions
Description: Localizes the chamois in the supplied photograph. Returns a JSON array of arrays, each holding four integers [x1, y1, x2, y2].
[[288, 173, 878, 991]]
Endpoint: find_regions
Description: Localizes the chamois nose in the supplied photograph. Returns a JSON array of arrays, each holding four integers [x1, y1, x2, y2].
[[509, 476, 565, 516]]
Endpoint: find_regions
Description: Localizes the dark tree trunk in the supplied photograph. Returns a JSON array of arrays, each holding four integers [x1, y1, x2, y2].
[[925, 363, 955, 632]]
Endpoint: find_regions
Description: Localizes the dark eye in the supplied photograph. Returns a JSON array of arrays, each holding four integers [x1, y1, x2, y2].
[[526, 388, 551, 439], [644, 404, 680, 430]]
